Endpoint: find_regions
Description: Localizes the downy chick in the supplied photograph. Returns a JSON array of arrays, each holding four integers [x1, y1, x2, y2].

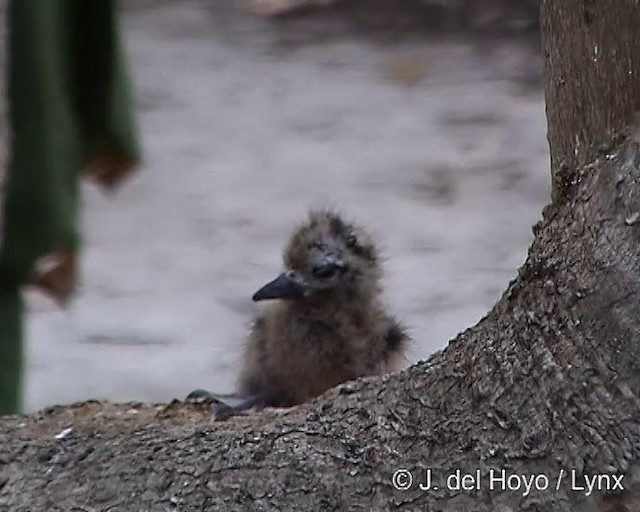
[[188, 209, 409, 414]]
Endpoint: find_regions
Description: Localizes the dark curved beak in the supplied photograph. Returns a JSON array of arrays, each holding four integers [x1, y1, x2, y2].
[[252, 272, 306, 301]]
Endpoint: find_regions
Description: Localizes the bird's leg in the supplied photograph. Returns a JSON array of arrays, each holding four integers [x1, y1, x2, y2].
[[185, 389, 265, 420]]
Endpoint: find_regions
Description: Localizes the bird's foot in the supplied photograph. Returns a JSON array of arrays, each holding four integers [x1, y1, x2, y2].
[[185, 389, 219, 402], [185, 389, 264, 421]]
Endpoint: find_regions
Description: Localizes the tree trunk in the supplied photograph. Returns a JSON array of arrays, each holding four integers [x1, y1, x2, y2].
[[541, 0, 640, 202], [1, 1, 640, 511]]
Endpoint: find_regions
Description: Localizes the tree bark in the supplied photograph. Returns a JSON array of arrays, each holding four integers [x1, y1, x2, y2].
[[541, 0, 640, 202], [2, 1, 640, 511]]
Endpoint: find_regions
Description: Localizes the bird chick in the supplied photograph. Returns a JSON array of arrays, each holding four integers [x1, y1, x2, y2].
[[188, 209, 409, 416]]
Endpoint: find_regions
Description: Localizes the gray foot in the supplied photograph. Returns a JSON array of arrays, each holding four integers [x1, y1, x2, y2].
[[185, 389, 265, 421]]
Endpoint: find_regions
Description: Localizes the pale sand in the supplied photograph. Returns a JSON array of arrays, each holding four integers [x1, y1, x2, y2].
[[2, 1, 550, 410]]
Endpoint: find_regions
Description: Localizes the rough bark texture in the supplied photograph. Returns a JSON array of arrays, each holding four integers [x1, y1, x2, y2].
[[541, 0, 640, 201], [1, 1, 640, 511]]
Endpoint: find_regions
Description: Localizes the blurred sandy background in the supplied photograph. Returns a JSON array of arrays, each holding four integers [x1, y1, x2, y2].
[[0, 0, 550, 411]]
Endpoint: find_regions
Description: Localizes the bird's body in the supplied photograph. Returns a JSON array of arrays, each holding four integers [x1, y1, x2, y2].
[[240, 293, 407, 407], [188, 209, 409, 415]]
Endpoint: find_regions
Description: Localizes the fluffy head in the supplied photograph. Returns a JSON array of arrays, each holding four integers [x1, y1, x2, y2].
[[252, 209, 382, 302]]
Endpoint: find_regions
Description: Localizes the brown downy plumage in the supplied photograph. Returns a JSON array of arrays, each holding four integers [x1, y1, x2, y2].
[[188, 209, 409, 415]]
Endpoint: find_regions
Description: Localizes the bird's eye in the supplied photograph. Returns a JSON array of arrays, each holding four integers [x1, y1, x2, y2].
[[313, 264, 339, 279], [345, 234, 358, 248]]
